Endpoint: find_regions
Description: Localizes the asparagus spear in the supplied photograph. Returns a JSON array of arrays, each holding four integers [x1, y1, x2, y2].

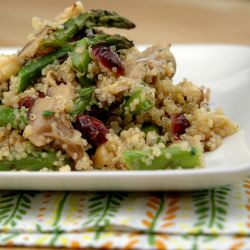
[[78, 76, 95, 87], [71, 86, 95, 119], [88, 33, 134, 50], [42, 9, 135, 48], [142, 123, 160, 134], [123, 145, 202, 170], [71, 39, 91, 77], [18, 32, 133, 93], [123, 89, 153, 115], [142, 123, 164, 144], [71, 34, 133, 79], [0, 106, 28, 130], [0, 151, 59, 171], [17, 46, 72, 92]]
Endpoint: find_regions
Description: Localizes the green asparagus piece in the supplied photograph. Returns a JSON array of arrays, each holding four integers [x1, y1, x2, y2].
[[0, 151, 59, 171], [87, 9, 135, 29], [79, 76, 95, 87], [17, 46, 72, 92], [142, 123, 164, 143], [43, 110, 55, 118], [123, 89, 153, 115], [71, 38, 91, 77], [88, 33, 134, 50], [142, 123, 160, 134], [71, 86, 95, 119], [123, 146, 202, 170], [0, 106, 28, 130], [42, 9, 135, 48], [71, 34, 134, 82]]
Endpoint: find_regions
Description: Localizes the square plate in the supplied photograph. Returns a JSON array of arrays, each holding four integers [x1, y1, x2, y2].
[[0, 45, 250, 191]]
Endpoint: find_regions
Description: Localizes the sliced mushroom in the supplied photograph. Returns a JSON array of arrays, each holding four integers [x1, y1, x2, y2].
[[18, 26, 54, 62], [125, 44, 176, 81], [23, 96, 91, 169], [47, 83, 75, 101]]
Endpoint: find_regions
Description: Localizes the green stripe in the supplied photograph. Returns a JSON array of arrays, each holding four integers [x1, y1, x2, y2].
[[49, 231, 62, 246], [94, 193, 113, 240], [148, 193, 165, 246], [1, 232, 20, 243], [3, 193, 23, 226], [208, 190, 216, 228], [53, 192, 69, 227], [192, 235, 199, 250]]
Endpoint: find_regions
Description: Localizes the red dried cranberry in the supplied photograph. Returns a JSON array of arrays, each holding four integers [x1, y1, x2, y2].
[[18, 96, 35, 110], [75, 115, 108, 146], [37, 91, 45, 98], [92, 45, 124, 76], [172, 114, 190, 138]]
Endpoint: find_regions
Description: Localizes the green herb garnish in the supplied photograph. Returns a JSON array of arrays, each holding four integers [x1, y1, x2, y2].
[[43, 110, 55, 118]]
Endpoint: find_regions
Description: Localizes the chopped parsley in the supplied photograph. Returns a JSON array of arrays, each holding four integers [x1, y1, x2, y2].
[[43, 110, 54, 118]]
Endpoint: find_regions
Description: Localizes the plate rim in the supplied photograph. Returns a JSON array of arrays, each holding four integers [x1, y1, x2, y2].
[[0, 163, 249, 177], [0, 44, 250, 179]]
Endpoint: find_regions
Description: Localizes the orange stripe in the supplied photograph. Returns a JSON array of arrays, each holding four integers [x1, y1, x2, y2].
[[246, 205, 250, 211], [150, 197, 161, 204], [101, 241, 113, 250], [146, 211, 155, 219], [128, 232, 140, 238], [147, 201, 158, 208], [233, 236, 243, 240], [159, 234, 169, 240], [230, 241, 244, 250], [246, 191, 250, 195], [6, 241, 13, 246], [71, 240, 80, 248], [142, 219, 151, 227], [243, 184, 250, 189], [244, 179, 250, 185], [166, 206, 179, 214], [161, 222, 175, 229], [168, 199, 178, 207], [148, 203, 158, 210], [163, 214, 176, 221], [156, 240, 167, 250], [124, 239, 139, 250]]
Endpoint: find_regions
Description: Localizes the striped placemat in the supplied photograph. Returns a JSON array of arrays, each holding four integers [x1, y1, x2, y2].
[[0, 178, 250, 249]]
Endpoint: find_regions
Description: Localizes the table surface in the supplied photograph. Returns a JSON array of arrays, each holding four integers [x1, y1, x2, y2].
[[0, 0, 249, 249], [0, 0, 250, 47]]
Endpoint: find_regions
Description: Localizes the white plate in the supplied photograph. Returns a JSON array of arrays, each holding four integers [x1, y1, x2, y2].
[[0, 45, 250, 191]]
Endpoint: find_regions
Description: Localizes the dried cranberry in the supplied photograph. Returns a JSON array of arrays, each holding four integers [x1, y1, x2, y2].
[[92, 45, 124, 76], [18, 96, 35, 110], [75, 115, 108, 146], [172, 114, 190, 138], [37, 91, 45, 98]]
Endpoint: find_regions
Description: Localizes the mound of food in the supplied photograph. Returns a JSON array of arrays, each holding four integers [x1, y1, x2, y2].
[[0, 2, 238, 171]]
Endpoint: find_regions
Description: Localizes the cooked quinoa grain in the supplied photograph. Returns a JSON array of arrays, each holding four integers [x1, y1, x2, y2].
[[0, 2, 238, 171]]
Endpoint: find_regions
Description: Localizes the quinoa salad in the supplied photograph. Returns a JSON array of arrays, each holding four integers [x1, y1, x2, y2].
[[0, 2, 238, 171]]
